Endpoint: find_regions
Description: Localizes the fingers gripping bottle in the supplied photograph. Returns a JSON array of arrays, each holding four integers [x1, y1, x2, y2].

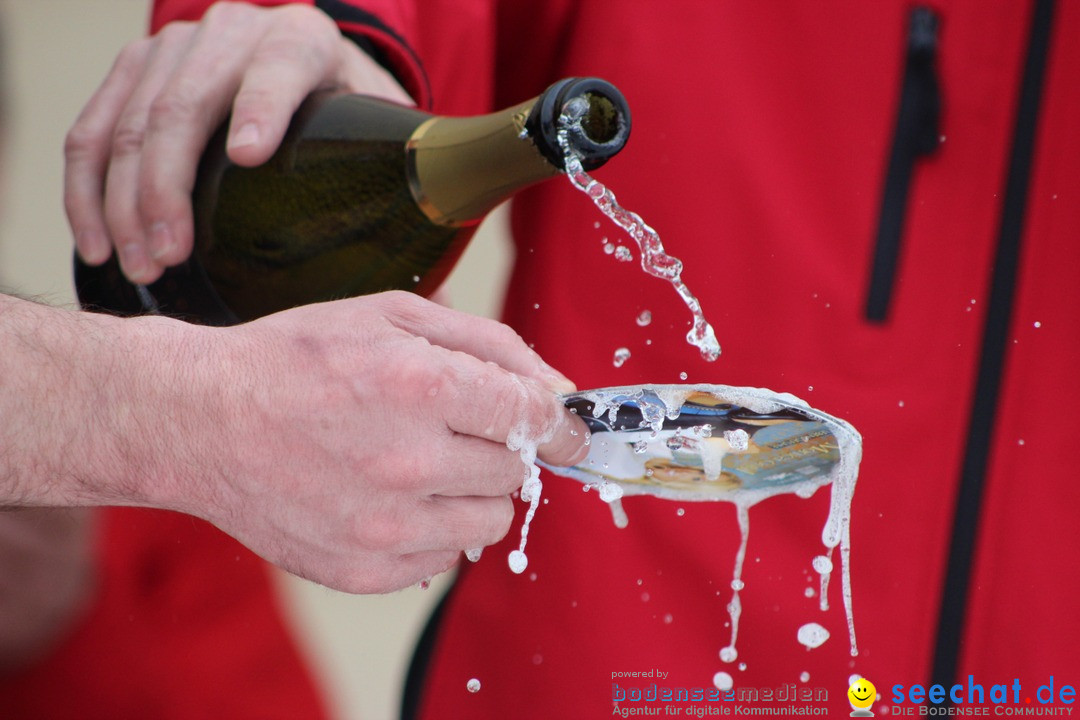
[[74, 77, 631, 325]]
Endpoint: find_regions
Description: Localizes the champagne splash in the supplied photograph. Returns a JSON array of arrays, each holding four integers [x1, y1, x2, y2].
[[719, 504, 751, 663], [556, 385, 862, 660], [557, 98, 721, 362], [508, 456, 542, 575], [812, 553, 833, 612], [505, 377, 559, 574]]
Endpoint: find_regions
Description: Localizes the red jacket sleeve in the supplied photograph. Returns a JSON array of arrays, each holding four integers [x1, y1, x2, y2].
[[150, 0, 431, 108]]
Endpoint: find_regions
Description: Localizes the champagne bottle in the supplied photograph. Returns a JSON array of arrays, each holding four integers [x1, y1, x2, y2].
[[74, 77, 631, 325]]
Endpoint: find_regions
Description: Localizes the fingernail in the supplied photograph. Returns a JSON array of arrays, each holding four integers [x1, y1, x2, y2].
[[229, 122, 260, 150], [76, 229, 111, 265], [148, 221, 176, 261], [120, 242, 151, 282], [542, 371, 578, 396]]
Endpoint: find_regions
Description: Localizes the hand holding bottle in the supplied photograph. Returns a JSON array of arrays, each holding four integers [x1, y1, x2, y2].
[[64, 2, 410, 285]]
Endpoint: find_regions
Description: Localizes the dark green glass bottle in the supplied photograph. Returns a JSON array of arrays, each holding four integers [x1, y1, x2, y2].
[[74, 77, 631, 325]]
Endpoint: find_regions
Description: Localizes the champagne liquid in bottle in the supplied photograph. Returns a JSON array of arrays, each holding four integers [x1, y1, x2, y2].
[[74, 78, 630, 325]]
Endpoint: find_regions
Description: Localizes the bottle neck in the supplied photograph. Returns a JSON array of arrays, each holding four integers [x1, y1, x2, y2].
[[407, 99, 552, 227], [407, 77, 631, 227]]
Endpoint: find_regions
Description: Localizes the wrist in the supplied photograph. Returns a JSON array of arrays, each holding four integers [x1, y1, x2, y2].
[[80, 312, 227, 517]]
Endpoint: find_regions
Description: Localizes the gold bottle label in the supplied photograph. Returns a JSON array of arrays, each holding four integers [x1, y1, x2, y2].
[[406, 99, 559, 227], [405, 117, 443, 224]]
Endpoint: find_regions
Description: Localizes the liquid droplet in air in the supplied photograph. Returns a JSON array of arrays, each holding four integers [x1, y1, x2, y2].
[[465, 548, 483, 563], [797, 622, 831, 649], [714, 672, 734, 692], [636, 310, 653, 327], [467, 678, 481, 693], [613, 347, 631, 367], [508, 550, 528, 574]]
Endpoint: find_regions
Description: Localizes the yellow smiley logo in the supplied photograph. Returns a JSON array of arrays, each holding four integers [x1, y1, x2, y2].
[[848, 678, 877, 715]]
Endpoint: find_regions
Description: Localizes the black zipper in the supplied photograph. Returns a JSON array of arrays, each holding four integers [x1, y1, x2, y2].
[[865, 6, 942, 322], [930, 0, 1055, 694]]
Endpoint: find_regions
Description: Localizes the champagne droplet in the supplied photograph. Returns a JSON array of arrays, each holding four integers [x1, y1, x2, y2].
[[508, 550, 528, 574], [797, 622, 830, 649]]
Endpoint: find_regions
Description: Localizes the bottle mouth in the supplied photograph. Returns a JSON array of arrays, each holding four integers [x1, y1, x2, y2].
[[525, 77, 632, 172], [578, 91, 622, 145]]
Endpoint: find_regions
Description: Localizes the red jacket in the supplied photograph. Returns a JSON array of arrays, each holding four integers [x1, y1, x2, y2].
[[153, 1, 1080, 717], [0, 509, 327, 719]]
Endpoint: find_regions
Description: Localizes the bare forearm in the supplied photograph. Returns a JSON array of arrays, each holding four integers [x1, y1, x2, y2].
[[0, 294, 193, 509]]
